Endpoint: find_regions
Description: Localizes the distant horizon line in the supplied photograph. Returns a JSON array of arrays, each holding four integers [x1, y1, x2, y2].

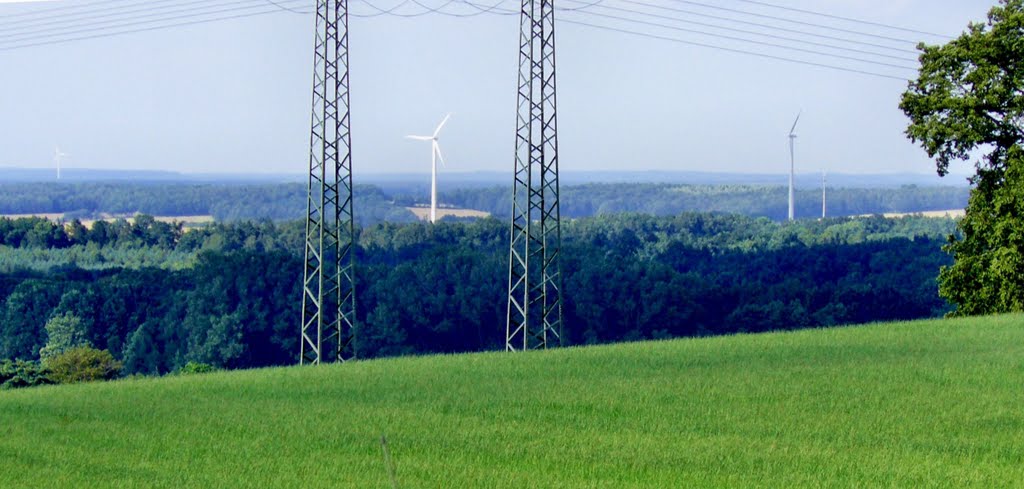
[[0, 166, 967, 178]]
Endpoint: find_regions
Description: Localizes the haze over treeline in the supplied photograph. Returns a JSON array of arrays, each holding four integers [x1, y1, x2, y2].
[[0, 180, 969, 223]]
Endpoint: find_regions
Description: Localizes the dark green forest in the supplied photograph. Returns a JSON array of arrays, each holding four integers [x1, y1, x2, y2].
[[0, 213, 956, 378], [0, 182, 968, 222]]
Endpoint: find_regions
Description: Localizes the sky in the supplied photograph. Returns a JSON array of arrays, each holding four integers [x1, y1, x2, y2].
[[0, 0, 997, 179]]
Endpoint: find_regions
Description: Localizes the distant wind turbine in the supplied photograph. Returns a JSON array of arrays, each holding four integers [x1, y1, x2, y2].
[[821, 170, 827, 219], [819, 169, 827, 219], [406, 114, 451, 223], [54, 147, 68, 180], [787, 112, 801, 221]]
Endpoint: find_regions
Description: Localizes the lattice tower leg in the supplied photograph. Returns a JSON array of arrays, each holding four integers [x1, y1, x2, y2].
[[506, 0, 563, 351], [301, 0, 356, 364]]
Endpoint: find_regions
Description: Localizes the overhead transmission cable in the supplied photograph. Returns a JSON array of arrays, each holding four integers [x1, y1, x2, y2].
[[568, 8, 916, 70], [661, 0, 919, 44], [0, 0, 309, 44], [392, 0, 917, 73], [356, 0, 467, 18], [0, 0, 928, 80], [0, 0, 199, 31], [262, 0, 310, 14], [453, 0, 916, 80], [615, 0, 918, 54], [0, 0, 311, 50], [0, 0, 932, 54], [558, 17, 907, 80], [0, 0, 266, 40], [730, 0, 952, 39], [0, 0, 126, 20], [563, 0, 917, 63]]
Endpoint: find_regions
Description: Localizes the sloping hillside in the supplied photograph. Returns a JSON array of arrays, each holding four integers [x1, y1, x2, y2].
[[1, 315, 1022, 487]]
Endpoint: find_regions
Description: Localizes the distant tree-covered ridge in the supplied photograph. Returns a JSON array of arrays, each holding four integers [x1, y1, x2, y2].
[[0, 213, 956, 379], [0, 181, 968, 223], [0, 183, 416, 224], [441, 183, 970, 220]]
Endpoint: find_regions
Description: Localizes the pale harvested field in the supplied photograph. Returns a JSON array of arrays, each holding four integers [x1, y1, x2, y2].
[[856, 209, 966, 219], [0, 213, 214, 227], [0, 213, 64, 220], [406, 207, 490, 220]]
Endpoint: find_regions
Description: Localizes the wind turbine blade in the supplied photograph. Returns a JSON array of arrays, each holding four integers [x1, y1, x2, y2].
[[406, 135, 433, 141], [434, 141, 446, 168], [790, 111, 802, 134], [432, 113, 452, 139]]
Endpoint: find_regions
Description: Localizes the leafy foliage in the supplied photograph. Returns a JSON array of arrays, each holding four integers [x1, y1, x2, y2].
[[177, 361, 217, 375], [0, 213, 957, 377], [46, 346, 122, 384], [901, 0, 1024, 315], [38, 313, 90, 362], [0, 360, 52, 390]]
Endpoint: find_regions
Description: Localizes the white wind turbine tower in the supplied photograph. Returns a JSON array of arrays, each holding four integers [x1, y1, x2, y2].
[[406, 113, 451, 223], [54, 147, 68, 180], [787, 112, 801, 221], [821, 170, 827, 219]]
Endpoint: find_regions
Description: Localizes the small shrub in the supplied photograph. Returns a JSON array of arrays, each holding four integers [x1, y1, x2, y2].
[[0, 360, 54, 390], [47, 347, 122, 384], [178, 361, 217, 375]]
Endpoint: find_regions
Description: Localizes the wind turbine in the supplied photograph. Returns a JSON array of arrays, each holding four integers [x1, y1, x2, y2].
[[406, 113, 451, 223], [54, 147, 68, 180], [821, 170, 827, 219], [787, 112, 801, 221]]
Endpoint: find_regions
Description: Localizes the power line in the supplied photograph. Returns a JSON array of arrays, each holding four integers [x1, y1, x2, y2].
[[565, 0, 917, 63], [573, 8, 916, 70], [0, 0, 309, 45], [559, 0, 607, 13], [355, 0, 471, 18], [262, 0, 310, 15], [0, 0, 925, 81], [730, 0, 952, 39], [0, 0, 256, 39], [0, 0, 193, 30], [349, 0, 419, 18], [559, 17, 909, 80], [0, 2, 305, 50], [409, 0, 918, 78], [0, 0, 126, 21], [664, 0, 920, 44], [616, 0, 919, 55], [0, 0, 936, 54]]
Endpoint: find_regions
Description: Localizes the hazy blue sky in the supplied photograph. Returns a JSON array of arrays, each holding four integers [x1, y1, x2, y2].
[[0, 0, 995, 178]]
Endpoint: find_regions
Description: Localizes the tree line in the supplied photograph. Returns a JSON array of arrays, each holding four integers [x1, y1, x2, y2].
[[0, 213, 956, 385], [0, 181, 968, 224], [439, 183, 969, 220], [0, 183, 417, 224]]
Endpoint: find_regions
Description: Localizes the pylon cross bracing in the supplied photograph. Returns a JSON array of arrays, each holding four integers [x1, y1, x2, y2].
[[301, 0, 356, 364], [506, 0, 563, 351]]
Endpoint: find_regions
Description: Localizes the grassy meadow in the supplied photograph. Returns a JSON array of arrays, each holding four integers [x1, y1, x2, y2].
[[1, 315, 1023, 487]]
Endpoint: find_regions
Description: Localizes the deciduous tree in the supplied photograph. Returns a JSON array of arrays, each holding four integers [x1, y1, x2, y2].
[[900, 0, 1024, 315]]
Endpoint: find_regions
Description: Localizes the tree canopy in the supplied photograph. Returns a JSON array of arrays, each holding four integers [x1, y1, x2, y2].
[[901, 0, 1024, 315]]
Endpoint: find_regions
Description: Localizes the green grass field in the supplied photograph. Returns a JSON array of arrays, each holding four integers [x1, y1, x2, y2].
[[2, 315, 1023, 488]]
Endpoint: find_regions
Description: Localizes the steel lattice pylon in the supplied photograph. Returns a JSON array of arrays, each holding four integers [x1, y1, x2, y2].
[[506, 0, 563, 351], [301, 0, 356, 364]]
